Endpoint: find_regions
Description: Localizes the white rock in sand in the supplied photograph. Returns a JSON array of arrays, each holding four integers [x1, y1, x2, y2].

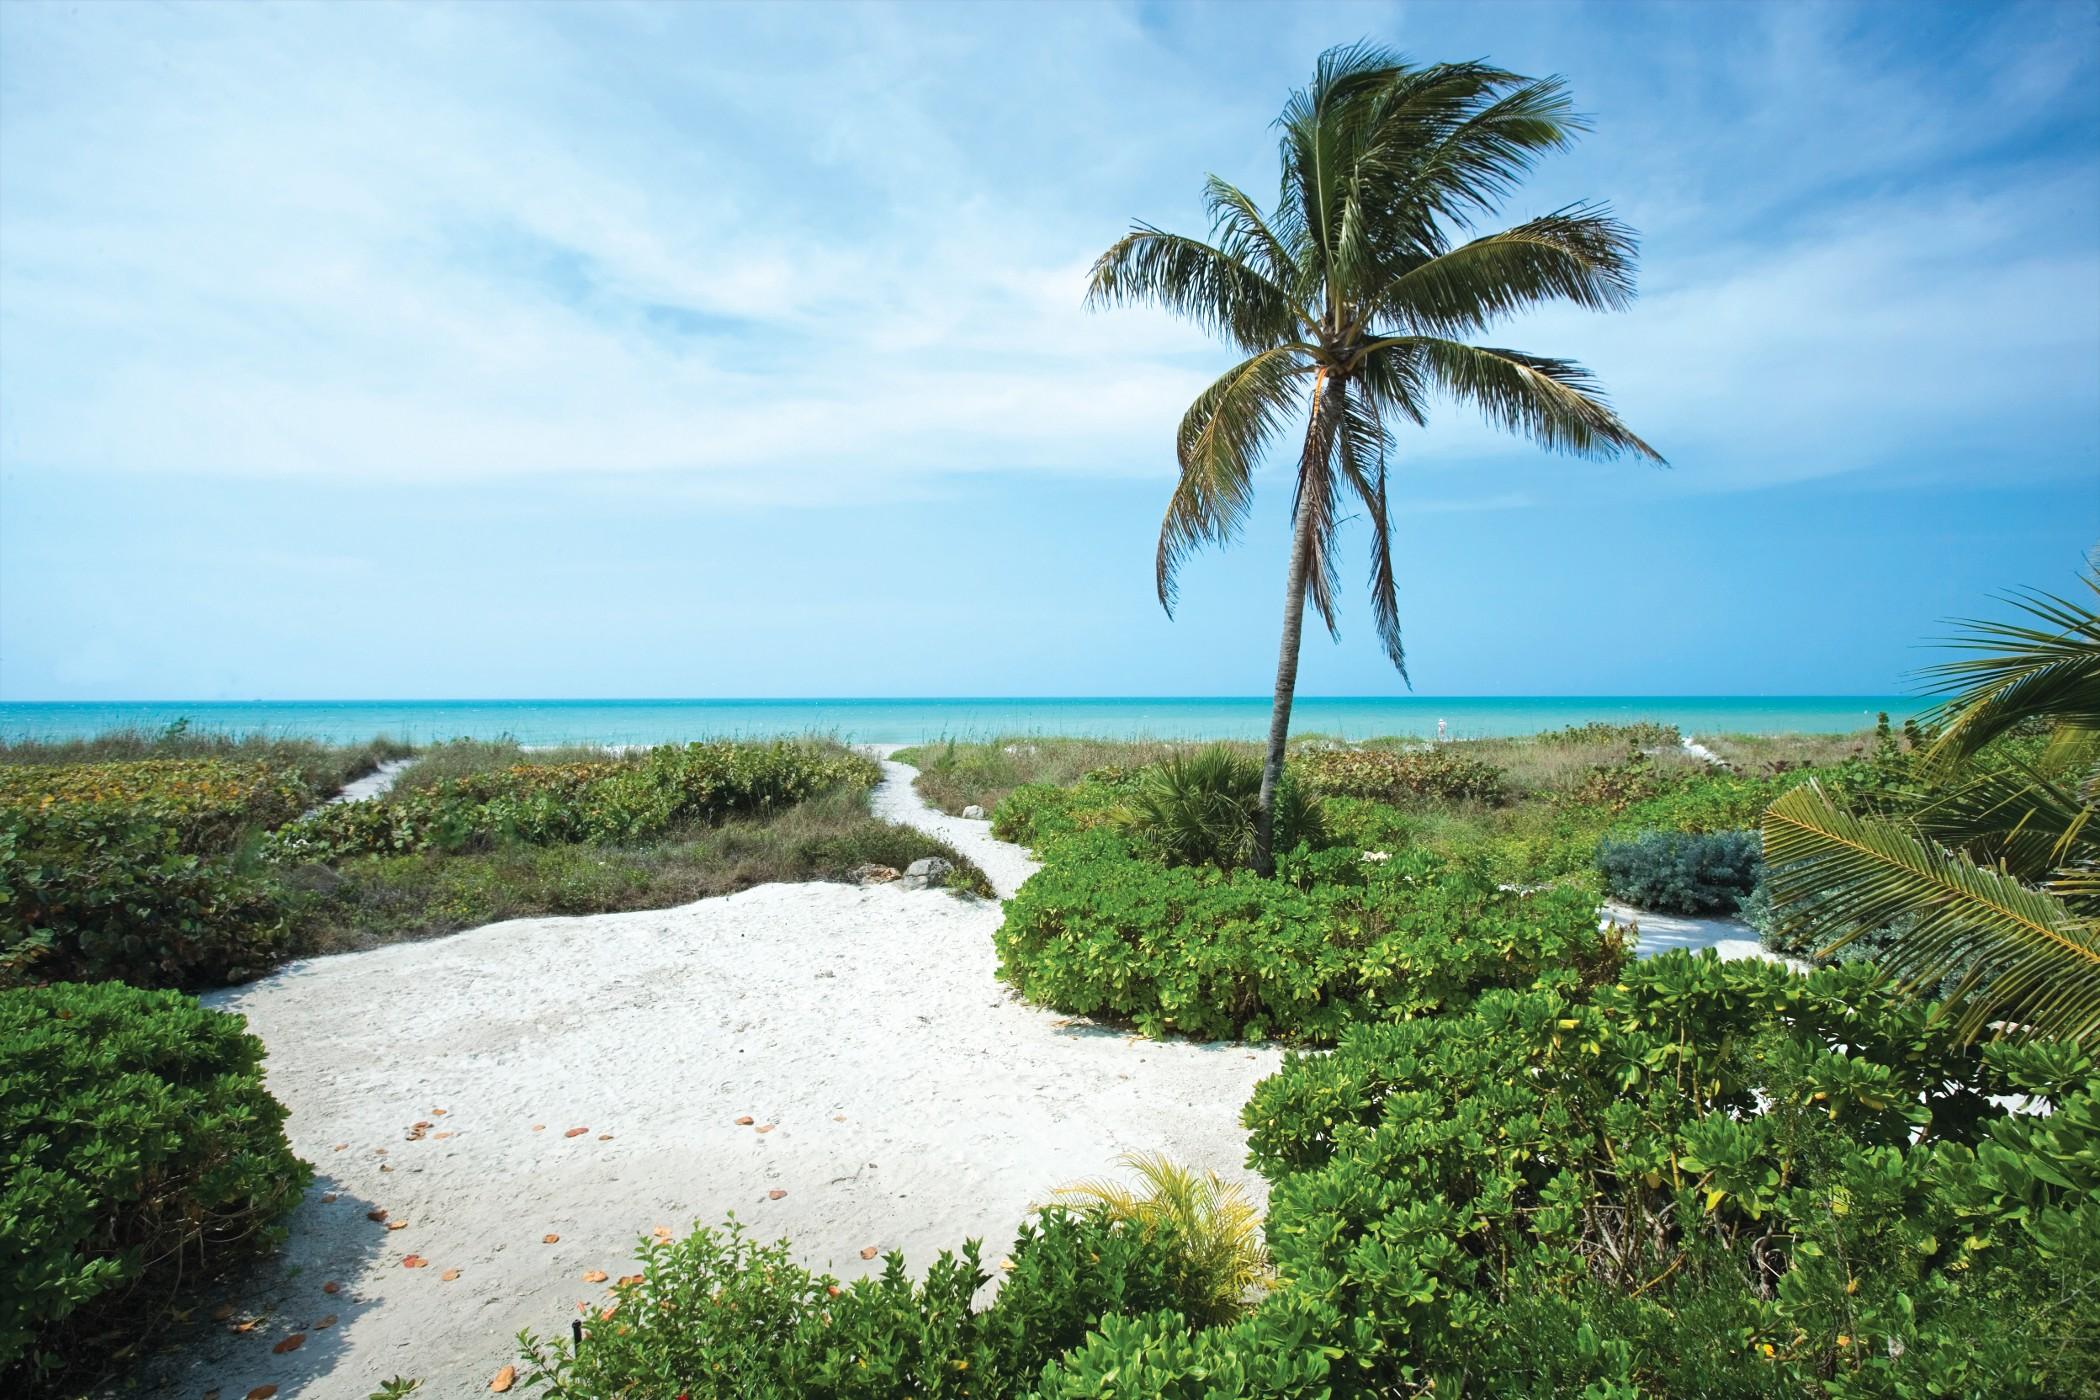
[[962, 804, 986, 820], [135, 753, 1278, 1399], [901, 855, 954, 889]]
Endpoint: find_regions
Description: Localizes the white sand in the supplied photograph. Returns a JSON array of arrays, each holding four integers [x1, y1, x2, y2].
[[139, 755, 1280, 1399]]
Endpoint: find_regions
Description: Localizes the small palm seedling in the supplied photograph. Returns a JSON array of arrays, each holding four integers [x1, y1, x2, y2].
[[1047, 1151, 1269, 1327]]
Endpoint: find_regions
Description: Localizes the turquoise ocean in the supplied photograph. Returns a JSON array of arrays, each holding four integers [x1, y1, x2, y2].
[[0, 696, 1931, 747]]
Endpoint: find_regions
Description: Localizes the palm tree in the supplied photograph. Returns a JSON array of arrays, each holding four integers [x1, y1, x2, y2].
[[1087, 45, 1661, 874], [1762, 572, 2100, 1048]]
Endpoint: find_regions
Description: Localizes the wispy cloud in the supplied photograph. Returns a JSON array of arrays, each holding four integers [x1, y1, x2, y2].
[[0, 0, 2094, 507]]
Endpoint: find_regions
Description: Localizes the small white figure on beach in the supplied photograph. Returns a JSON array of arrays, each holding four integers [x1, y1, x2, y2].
[[1436, 718, 1447, 742]]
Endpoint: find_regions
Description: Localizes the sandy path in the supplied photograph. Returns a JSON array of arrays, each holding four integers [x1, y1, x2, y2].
[[327, 757, 415, 805], [138, 763, 1278, 1400]]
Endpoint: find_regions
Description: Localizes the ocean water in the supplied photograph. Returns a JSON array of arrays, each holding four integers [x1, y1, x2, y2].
[[0, 696, 1931, 747]]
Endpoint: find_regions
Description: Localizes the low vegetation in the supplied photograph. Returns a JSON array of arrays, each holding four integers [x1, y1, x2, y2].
[[0, 723, 409, 798], [1595, 828, 1764, 914], [1, 982, 309, 1396], [891, 736, 1192, 816], [516, 1207, 1216, 1398]]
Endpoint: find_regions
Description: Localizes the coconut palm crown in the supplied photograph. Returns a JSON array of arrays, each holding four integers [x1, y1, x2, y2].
[[1087, 44, 1662, 874]]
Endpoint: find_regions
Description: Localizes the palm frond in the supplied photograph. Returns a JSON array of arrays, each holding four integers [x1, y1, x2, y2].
[[1914, 758, 2100, 896], [1408, 338, 1664, 462], [1291, 370, 1346, 640], [1921, 572, 2100, 765], [1370, 204, 1639, 336], [1202, 175, 1306, 297], [1334, 382, 1407, 677], [1159, 346, 1309, 614], [1763, 782, 2100, 1048], [1086, 227, 1299, 354]]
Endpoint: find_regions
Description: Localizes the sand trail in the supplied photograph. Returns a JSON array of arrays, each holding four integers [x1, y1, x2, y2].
[[139, 759, 1277, 1399]]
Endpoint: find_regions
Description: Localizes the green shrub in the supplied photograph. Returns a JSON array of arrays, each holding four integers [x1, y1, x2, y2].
[[269, 741, 878, 861], [0, 728, 409, 800], [1225, 953, 2100, 1396], [517, 1207, 1214, 1398], [1295, 745, 1508, 805], [995, 831, 1619, 1042], [0, 759, 311, 853], [1, 806, 292, 988], [1595, 829, 1763, 913], [1121, 746, 1325, 872], [1, 982, 309, 1395], [990, 781, 1126, 850]]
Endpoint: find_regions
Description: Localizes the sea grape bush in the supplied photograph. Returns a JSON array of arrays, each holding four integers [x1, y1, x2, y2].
[[1295, 745, 1508, 806], [516, 1208, 1211, 1399], [0, 759, 311, 852], [2, 805, 291, 988], [995, 830, 1619, 1042], [989, 780, 1126, 850], [1, 982, 309, 1396], [1537, 720, 1682, 749], [270, 741, 879, 861], [1594, 828, 1763, 913], [1045, 953, 2100, 1399]]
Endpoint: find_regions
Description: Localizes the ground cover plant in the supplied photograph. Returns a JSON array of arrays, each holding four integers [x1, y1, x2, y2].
[[1, 982, 309, 1397], [1037, 952, 2099, 1398], [997, 828, 1619, 1042], [0, 723, 410, 799]]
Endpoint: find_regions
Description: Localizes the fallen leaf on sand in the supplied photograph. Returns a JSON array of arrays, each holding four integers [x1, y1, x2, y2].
[[582, 1270, 608, 1283], [332, 1143, 348, 1152], [859, 1246, 879, 1260], [272, 1333, 305, 1354], [379, 1164, 394, 1172], [314, 1315, 337, 1329], [998, 1257, 1016, 1272], [563, 1127, 588, 1138], [441, 1269, 461, 1282], [651, 1226, 673, 1241], [755, 1124, 776, 1134], [431, 1108, 447, 1116], [531, 1124, 545, 1132], [618, 1273, 643, 1286], [434, 1131, 454, 1140], [212, 1303, 235, 1321], [543, 1233, 560, 1244], [386, 1220, 408, 1231], [734, 1115, 754, 1125], [599, 1305, 618, 1320], [322, 1282, 341, 1294], [231, 1319, 260, 1334], [596, 1133, 612, 1140], [833, 1115, 846, 1122], [247, 1388, 278, 1400], [319, 1193, 337, 1204], [205, 1390, 222, 1399], [767, 1189, 786, 1200], [366, 1209, 388, 1222], [402, 1255, 428, 1269], [489, 1365, 517, 1393]]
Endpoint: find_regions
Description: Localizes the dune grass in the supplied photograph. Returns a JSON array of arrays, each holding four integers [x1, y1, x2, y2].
[[892, 735, 1208, 815], [386, 736, 635, 792]]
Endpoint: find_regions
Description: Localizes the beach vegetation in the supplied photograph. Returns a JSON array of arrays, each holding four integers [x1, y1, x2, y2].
[[1295, 743, 1508, 805], [1089, 45, 1659, 874], [0, 724, 409, 800], [1046, 1152, 1269, 1328], [892, 736, 1193, 817], [1119, 745, 1326, 872], [996, 829, 1620, 1041], [1, 982, 308, 1397], [1594, 828, 1763, 914], [516, 1206, 1221, 1399], [1761, 573, 2100, 1047]]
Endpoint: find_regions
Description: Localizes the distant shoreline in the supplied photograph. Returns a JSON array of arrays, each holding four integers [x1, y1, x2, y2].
[[0, 695, 1936, 746]]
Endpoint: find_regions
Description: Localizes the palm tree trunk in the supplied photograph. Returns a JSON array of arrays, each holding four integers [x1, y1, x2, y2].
[[1253, 477, 1318, 877]]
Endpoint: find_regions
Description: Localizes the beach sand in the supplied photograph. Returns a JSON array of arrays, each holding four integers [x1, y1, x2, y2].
[[134, 755, 1281, 1399]]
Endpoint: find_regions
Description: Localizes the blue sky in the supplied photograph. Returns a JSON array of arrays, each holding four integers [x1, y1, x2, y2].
[[1, 0, 2095, 701]]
